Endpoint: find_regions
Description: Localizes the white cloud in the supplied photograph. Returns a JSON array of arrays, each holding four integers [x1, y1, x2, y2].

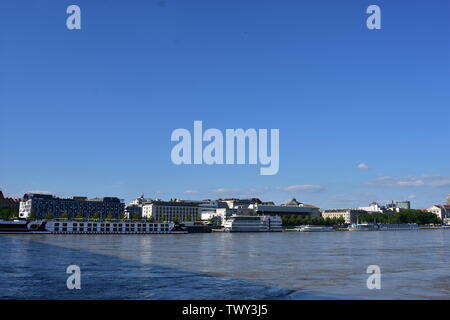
[[357, 163, 369, 170], [209, 188, 268, 197], [183, 190, 200, 195], [369, 174, 450, 188]]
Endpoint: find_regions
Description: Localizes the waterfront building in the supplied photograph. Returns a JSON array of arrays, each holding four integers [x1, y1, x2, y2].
[[385, 200, 411, 212], [221, 198, 262, 209], [447, 194, 450, 205], [395, 201, 411, 210], [199, 201, 236, 226], [359, 200, 410, 213], [18, 193, 125, 219], [427, 205, 450, 223], [219, 198, 263, 215], [321, 209, 368, 224], [142, 200, 202, 221], [0, 190, 20, 214], [250, 198, 320, 218], [358, 202, 385, 213], [125, 193, 154, 219]]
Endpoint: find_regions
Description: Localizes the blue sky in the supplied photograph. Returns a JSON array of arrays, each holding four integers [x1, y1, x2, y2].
[[1, 0, 449, 208]]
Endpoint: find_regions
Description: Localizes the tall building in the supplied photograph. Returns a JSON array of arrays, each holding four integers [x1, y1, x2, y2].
[[447, 194, 450, 205], [19, 193, 125, 219]]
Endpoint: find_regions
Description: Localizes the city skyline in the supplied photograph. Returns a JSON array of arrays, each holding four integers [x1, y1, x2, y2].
[[1, 1, 449, 209], [1, 188, 449, 211]]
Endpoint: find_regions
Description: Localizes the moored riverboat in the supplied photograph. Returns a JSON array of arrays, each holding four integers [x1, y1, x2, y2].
[[223, 215, 282, 232], [182, 221, 212, 233], [348, 223, 379, 231], [295, 225, 334, 232], [378, 223, 419, 231], [0, 219, 187, 234]]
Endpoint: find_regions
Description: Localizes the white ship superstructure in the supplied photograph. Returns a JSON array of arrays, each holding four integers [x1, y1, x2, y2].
[[296, 225, 334, 232], [46, 221, 184, 234], [223, 215, 282, 232], [0, 220, 187, 234]]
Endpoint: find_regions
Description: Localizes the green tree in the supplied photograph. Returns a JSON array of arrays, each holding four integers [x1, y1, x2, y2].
[[28, 210, 37, 220], [132, 213, 141, 221], [60, 212, 69, 220], [287, 215, 297, 226], [44, 212, 54, 220], [0, 208, 16, 219], [75, 212, 84, 221], [91, 212, 100, 220], [105, 213, 114, 221]]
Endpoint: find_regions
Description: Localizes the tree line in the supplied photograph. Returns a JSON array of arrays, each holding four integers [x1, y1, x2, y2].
[[282, 215, 345, 226], [358, 210, 441, 225], [0, 208, 18, 219]]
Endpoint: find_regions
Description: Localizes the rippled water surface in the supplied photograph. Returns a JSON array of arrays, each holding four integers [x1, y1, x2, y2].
[[1, 230, 449, 299]]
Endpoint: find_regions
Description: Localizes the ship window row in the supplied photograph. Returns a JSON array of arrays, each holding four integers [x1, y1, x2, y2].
[[53, 223, 170, 232]]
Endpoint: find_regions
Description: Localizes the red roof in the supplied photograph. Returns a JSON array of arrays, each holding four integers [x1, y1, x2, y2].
[[303, 204, 320, 209], [434, 205, 450, 209]]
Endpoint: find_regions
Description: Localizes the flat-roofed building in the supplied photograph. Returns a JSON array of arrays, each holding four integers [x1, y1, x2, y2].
[[250, 198, 320, 218], [427, 205, 450, 223], [359, 202, 385, 213], [19, 193, 125, 219], [321, 209, 368, 224], [142, 200, 201, 222]]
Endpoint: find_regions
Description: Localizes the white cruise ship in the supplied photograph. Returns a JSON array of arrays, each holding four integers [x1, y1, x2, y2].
[[223, 215, 282, 232], [0, 220, 187, 234]]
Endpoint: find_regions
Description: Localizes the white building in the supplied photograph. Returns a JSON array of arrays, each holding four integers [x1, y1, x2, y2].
[[427, 205, 450, 223], [142, 200, 201, 222], [125, 194, 154, 219], [358, 202, 384, 213], [201, 208, 229, 226]]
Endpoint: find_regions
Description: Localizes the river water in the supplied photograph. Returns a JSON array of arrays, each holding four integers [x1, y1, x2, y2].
[[1, 230, 449, 299]]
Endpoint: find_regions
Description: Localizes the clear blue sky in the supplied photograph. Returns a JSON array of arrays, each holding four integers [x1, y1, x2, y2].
[[1, 0, 449, 209]]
